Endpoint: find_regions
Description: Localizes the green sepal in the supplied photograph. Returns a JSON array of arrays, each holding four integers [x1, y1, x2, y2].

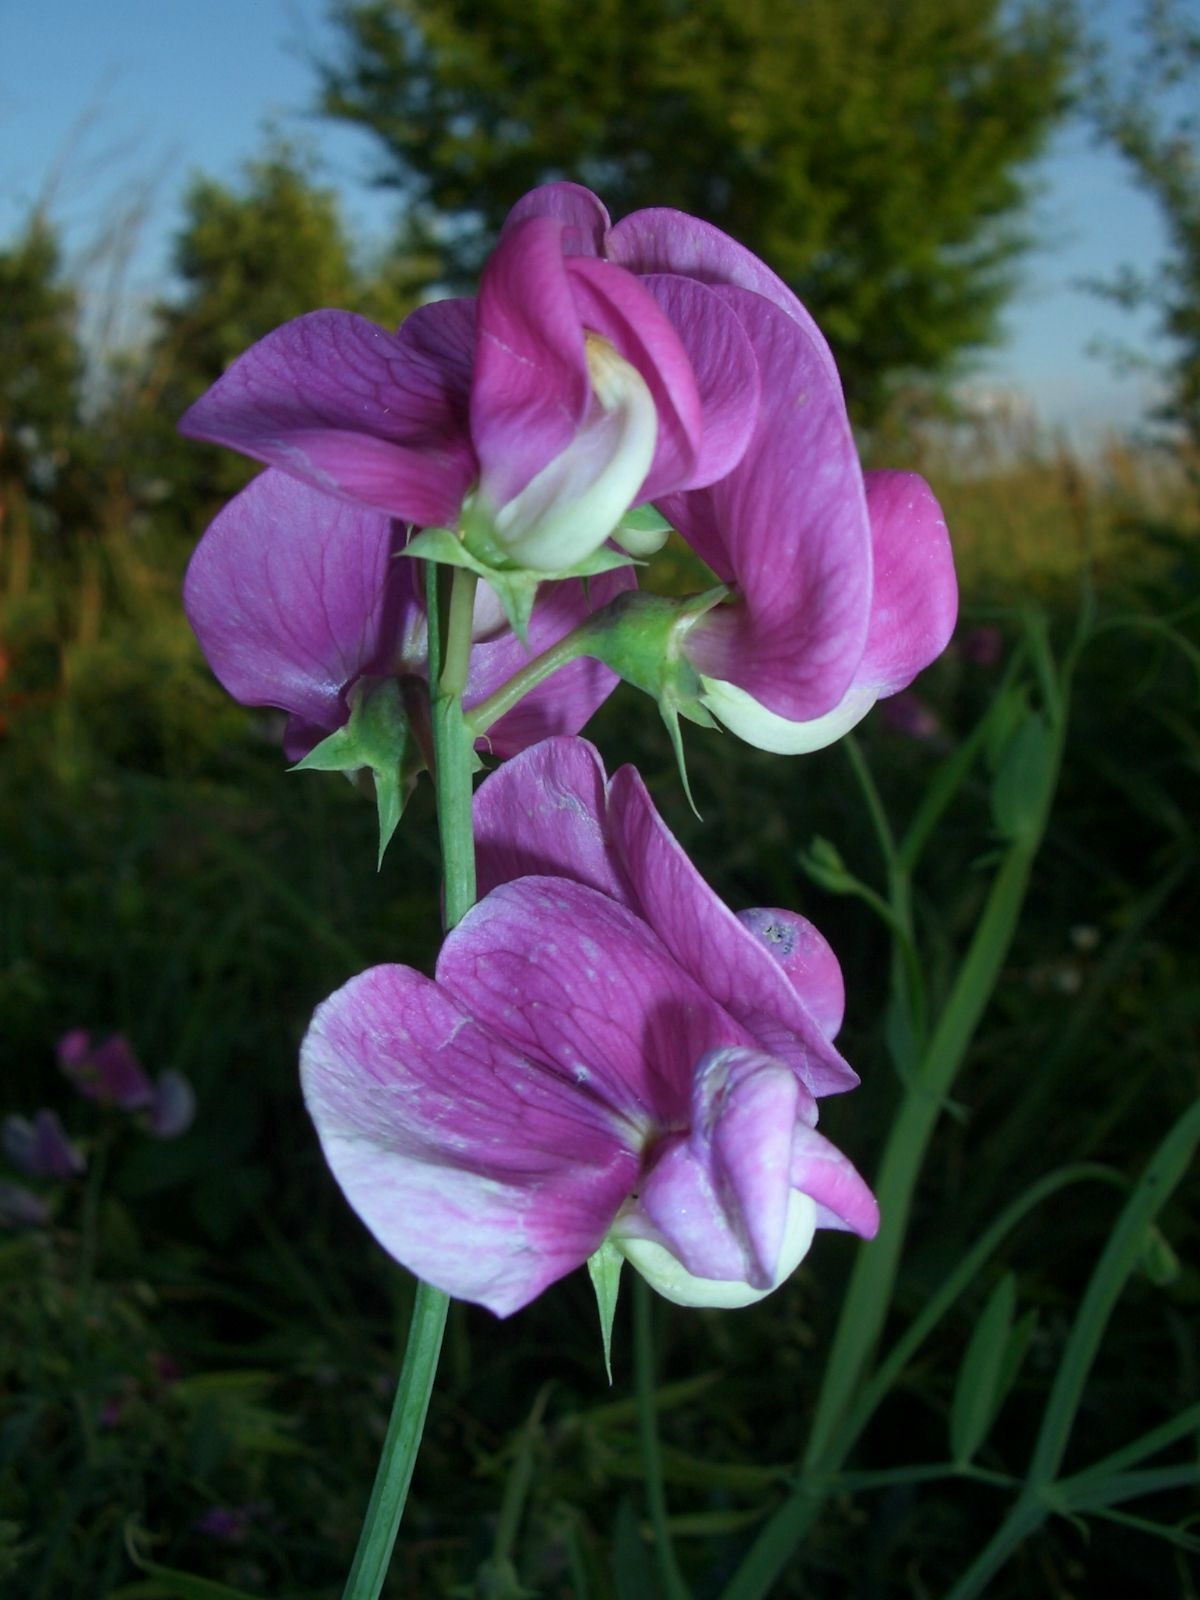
[[576, 586, 727, 811], [613, 502, 675, 557], [587, 1237, 624, 1385], [291, 677, 421, 868], [405, 520, 637, 647]]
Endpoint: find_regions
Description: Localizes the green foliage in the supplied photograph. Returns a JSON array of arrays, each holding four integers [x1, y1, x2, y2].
[[320, 0, 1078, 420], [0, 216, 98, 544], [2, 457, 1197, 1595], [1087, 0, 1200, 451]]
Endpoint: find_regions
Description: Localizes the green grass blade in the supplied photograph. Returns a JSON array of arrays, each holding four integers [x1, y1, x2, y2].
[[1027, 1099, 1200, 1489]]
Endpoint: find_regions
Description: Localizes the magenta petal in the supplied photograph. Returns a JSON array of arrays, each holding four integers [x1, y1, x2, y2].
[[637, 274, 759, 492], [608, 765, 858, 1095], [473, 737, 631, 905], [606, 208, 841, 389], [301, 964, 638, 1316], [857, 471, 957, 696], [179, 310, 476, 526], [736, 909, 845, 1040], [472, 217, 590, 509], [503, 182, 611, 256], [632, 1048, 808, 1287], [632, 1137, 748, 1280], [664, 288, 872, 721], [564, 257, 703, 500], [791, 1124, 879, 1238], [436, 878, 749, 1127], [704, 1048, 802, 1284], [183, 471, 420, 733], [466, 568, 635, 758]]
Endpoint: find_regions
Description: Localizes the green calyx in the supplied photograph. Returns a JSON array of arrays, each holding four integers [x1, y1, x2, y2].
[[586, 1237, 624, 1385], [291, 676, 425, 868], [405, 503, 637, 647], [578, 586, 728, 811]]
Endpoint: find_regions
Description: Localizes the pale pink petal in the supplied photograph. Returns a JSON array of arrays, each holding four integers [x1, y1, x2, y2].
[[301, 964, 639, 1317], [791, 1124, 880, 1237]]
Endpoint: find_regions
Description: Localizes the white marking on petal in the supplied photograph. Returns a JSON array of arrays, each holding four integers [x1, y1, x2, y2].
[[493, 335, 657, 570], [615, 1191, 817, 1308], [699, 675, 879, 755]]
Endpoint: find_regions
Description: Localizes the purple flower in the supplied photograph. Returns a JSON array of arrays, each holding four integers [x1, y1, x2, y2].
[[1, 1108, 85, 1179], [58, 1030, 153, 1110], [301, 739, 877, 1316], [58, 1032, 194, 1140], [505, 186, 959, 750], [879, 690, 942, 744], [183, 468, 633, 763], [180, 223, 756, 574], [194, 1506, 251, 1544], [958, 624, 1004, 669]]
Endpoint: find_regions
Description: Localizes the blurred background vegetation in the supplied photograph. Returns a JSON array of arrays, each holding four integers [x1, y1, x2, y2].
[[1, 1, 1197, 1596]]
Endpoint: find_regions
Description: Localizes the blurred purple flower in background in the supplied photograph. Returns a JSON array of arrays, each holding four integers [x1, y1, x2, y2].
[[879, 690, 943, 744], [957, 623, 1004, 669], [1, 1108, 85, 1179], [58, 1032, 195, 1139], [301, 738, 877, 1316]]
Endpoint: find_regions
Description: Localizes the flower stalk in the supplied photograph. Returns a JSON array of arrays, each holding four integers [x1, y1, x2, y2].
[[340, 559, 479, 1600]]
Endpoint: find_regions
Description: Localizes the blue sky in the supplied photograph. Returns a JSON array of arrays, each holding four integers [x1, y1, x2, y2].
[[0, 0, 1174, 439]]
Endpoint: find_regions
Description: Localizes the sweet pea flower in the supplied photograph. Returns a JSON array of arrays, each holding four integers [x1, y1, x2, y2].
[[58, 1031, 195, 1140], [504, 185, 959, 752], [58, 1029, 153, 1110], [179, 221, 758, 575], [182, 468, 634, 762], [301, 739, 877, 1316], [1, 1108, 85, 1180]]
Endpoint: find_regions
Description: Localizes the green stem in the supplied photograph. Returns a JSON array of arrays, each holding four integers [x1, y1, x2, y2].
[[466, 617, 593, 737], [340, 560, 479, 1600], [633, 1276, 691, 1600], [721, 650, 1071, 1600], [340, 1285, 451, 1599]]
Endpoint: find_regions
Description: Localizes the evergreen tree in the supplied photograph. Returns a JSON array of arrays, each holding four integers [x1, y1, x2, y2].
[[0, 218, 85, 499], [1088, 0, 1200, 449], [319, 0, 1077, 420], [122, 141, 424, 529]]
